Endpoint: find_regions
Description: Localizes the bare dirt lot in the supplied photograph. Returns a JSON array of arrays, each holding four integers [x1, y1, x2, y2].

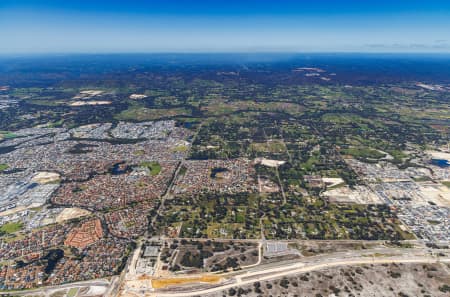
[[56, 207, 91, 223]]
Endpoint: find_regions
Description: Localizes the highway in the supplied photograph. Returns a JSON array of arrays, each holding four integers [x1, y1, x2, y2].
[[149, 251, 449, 297], [2, 279, 111, 297], [3, 242, 447, 297]]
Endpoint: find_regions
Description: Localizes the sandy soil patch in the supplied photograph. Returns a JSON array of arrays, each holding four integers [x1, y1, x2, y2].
[[56, 207, 91, 223], [130, 94, 148, 100], [418, 182, 450, 206], [31, 171, 60, 184], [322, 177, 344, 188], [81, 285, 106, 296], [426, 150, 450, 160], [151, 275, 221, 289], [70, 101, 111, 106], [80, 90, 104, 96], [258, 177, 280, 193], [255, 158, 286, 167], [324, 185, 383, 204], [73, 90, 105, 99], [74, 123, 100, 130]]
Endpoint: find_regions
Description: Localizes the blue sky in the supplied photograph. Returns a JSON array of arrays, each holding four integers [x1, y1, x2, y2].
[[1, 0, 450, 53]]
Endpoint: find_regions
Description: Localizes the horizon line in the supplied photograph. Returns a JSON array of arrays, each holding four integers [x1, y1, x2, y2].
[[2, 51, 450, 56]]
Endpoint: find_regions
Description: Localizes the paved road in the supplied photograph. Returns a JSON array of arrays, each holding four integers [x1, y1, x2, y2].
[[240, 242, 263, 269], [150, 254, 449, 297], [1, 279, 110, 296], [127, 240, 143, 279]]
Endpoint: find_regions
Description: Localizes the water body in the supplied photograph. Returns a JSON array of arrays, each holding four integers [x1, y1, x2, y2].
[[1, 168, 26, 174], [110, 162, 132, 175], [431, 159, 450, 168], [0, 145, 16, 155], [43, 249, 64, 274], [210, 167, 228, 178]]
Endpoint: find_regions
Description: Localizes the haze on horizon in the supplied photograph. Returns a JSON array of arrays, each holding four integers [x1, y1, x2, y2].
[[1, 0, 450, 54]]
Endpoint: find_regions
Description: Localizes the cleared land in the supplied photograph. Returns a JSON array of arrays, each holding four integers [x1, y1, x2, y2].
[[152, 275, 222, 289], [204, 263, 450, 297]]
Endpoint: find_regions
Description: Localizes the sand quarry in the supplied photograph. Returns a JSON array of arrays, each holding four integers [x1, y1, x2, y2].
[[56, 208, 91, 223], [32, 171, 60, 184]]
